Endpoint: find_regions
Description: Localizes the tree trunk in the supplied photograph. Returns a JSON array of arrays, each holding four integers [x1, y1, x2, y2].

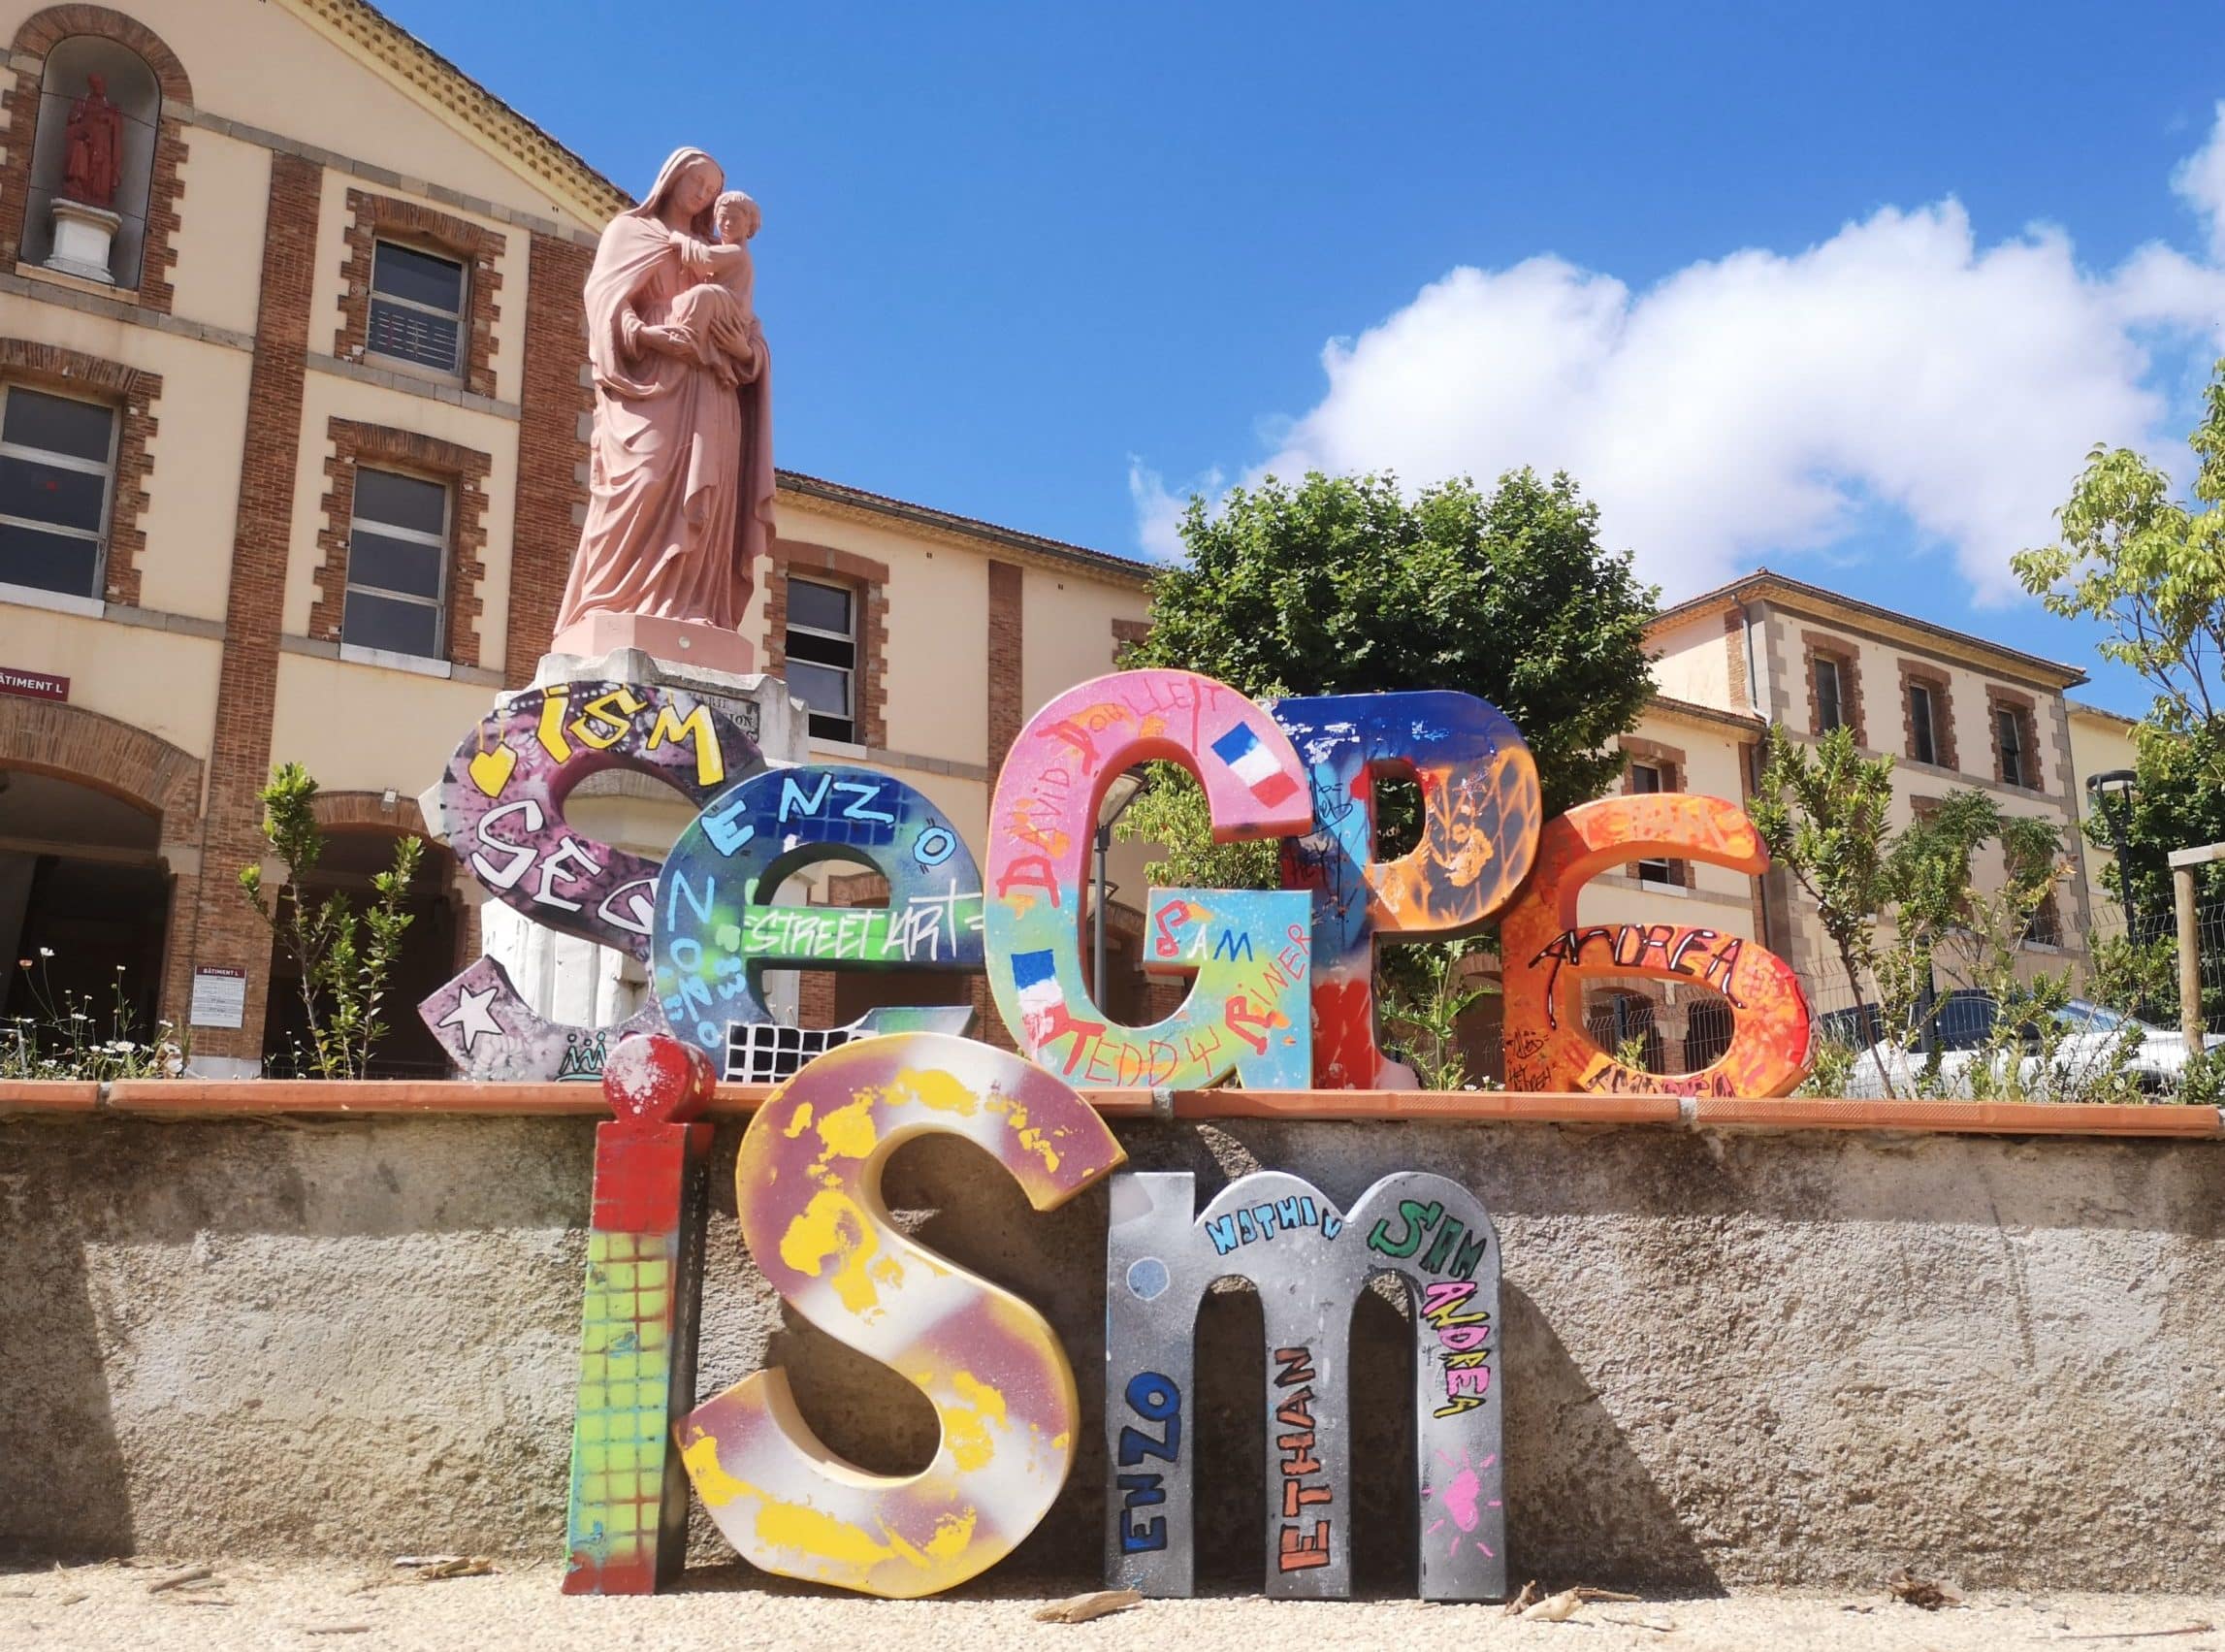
[[1838, 941, 1895, 1100]]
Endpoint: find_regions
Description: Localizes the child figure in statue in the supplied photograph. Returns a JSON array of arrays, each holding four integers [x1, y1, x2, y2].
[[662, 190, 763, 389]]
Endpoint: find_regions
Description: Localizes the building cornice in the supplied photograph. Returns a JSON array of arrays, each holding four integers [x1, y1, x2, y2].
[[272, 0, 629, 232], [1645, 693, 1766, 736], [776, 470, 1156, 590], [2066, 697, 2139, 729], [1651, 569, 2086, 692]]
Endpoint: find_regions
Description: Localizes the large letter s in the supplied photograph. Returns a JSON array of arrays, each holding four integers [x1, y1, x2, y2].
[[678, 1034, 1125, 1598]]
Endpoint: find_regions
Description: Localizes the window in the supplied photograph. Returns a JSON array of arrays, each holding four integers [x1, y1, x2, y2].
[[367, 242, 467, 374], [786, 577, 857, 744], [1814, 656, 1845, 732], [342, 467, 448, 659], [1628, 761, 1674, 883], [0, 385, 116, 599], [1997, 707, 2027, 788], [1908, 682, 1939, 766], [2023, 889, 2062, 948]]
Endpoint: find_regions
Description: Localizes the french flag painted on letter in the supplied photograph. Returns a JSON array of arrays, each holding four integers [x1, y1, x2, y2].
[[1210, 724, 1300, 808], [1010, 947, 1065, 1028]]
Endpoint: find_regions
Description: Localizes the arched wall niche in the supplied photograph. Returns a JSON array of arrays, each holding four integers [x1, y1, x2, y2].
[[21, 35, 161, 284]]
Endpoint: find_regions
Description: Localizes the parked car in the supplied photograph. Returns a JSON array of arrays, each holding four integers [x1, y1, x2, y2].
[[1826, 995, 2221, 1099]]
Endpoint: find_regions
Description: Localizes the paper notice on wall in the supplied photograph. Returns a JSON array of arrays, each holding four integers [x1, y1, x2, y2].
[[189, 966, 247, 1029]]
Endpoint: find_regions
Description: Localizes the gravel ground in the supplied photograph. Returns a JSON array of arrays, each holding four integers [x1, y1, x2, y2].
[[2, 1560, 2221, 1651]]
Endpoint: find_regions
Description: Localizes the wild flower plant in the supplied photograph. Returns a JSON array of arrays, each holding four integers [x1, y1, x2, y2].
[[2, 953, 184, 1081]]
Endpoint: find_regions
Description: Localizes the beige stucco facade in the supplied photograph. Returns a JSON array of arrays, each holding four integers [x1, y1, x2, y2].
[[1641, 571, 2109, 1028], [2067, 698, 2139, 926]]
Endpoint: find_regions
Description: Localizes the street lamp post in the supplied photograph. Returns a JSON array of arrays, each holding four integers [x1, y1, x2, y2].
[[1093, 772, 1145, 1002], [2087, 768, 2139, 926]]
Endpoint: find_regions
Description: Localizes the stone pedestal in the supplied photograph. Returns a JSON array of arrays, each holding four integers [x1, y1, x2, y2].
[[474, 645, 810, 1035], [527, 643, 805, 761], [547, 611, 755, 677], [46, 197, 119, 285]]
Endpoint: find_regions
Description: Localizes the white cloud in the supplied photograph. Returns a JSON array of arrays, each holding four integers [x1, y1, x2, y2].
[[1128, 457, 1216, 564], [1136, 108, 2225, 604], [2175, 100, 2225, 262]]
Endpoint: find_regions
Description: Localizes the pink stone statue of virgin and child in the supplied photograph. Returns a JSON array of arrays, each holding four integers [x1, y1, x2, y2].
[[551, 147, 777, 671]]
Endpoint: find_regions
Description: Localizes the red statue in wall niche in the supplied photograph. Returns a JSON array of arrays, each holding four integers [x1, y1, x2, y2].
[[60, 75, 123, 209]]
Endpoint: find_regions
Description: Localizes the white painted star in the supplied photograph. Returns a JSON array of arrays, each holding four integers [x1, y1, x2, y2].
[[437, 984, 503, 1053]]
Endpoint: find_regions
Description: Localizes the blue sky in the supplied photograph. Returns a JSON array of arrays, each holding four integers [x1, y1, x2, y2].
[[385, 1, 2225, 717]]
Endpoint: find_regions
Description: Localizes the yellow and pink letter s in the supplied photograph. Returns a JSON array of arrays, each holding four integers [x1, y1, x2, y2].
[[677, 1033, 1125, 1598]]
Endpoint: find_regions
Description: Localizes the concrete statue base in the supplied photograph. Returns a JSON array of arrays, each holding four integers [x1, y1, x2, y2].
[[458, 643, 808, 1042], [527, 642, 804, 761], [547, 611, 755, 678], [46, 197, 119, 285]]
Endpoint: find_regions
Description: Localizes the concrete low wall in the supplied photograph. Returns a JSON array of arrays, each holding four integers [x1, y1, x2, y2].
[[3, 1113, 2220, 1592]]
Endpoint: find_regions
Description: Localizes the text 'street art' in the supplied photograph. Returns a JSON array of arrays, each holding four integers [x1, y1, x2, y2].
[[1105, 1169, 1504, 1601], [678, 1033, 1126, 1598], [652, 763, 984, 1081], [418, 680, 763, 1081], [987, 669, 1315, 1089], [1499, 793, 1812, 1095], [563, 1034, 719, 1595], [1273, 692, 1541, 1087]]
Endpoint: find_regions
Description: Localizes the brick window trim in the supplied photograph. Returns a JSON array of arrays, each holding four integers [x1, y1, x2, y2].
[[0, 336, 158, 606], [1897, 659, 1960, 774], [764, 540, 889, 750], [0, 6, 191, 313], [335, 189, 507, 399], [1801, 631, 1866, 747], [1986, 685, 2045, 792], [1620, 735, 1693, 889], [310, 418, 493, 669]]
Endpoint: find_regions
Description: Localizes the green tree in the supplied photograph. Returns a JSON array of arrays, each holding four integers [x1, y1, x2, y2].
[[1116, 469, 1659, 1076], [1129, 470, 1657, 818], [2011, 360, 2225, 735], [2051, 713, 2225, 950], [1747, 726, 1898, 1095], [2012, 355, 2225, 963], [1879, 792, 2076, 1100], [240, 762, 423, 1080]]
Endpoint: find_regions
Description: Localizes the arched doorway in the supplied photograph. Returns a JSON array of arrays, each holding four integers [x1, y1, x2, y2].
[[0, 697, 203, 1059], [0, 766, 170, 1051]]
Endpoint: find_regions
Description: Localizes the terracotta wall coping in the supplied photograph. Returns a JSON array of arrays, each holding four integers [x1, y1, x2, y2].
[[1693, 1097, 2223, 1136], [0, 1079, 100, 1111], [1169, 1090, 1681, 1124], [3, 1082, 2215, 1137]]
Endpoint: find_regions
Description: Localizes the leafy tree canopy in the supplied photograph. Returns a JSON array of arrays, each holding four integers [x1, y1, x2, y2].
[[2014, 356, 2225, 920], [1127, 469, 1659, 820], [2012, 361, 2225, 734]]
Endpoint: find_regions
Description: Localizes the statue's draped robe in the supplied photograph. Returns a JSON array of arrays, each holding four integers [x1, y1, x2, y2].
[[555, 179, 775, 635], [62, 95, 121, 207]]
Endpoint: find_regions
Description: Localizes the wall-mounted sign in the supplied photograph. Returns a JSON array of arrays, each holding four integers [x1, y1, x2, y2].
[[188, 965, 246, 1029], [0, 665, 67, 702]]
